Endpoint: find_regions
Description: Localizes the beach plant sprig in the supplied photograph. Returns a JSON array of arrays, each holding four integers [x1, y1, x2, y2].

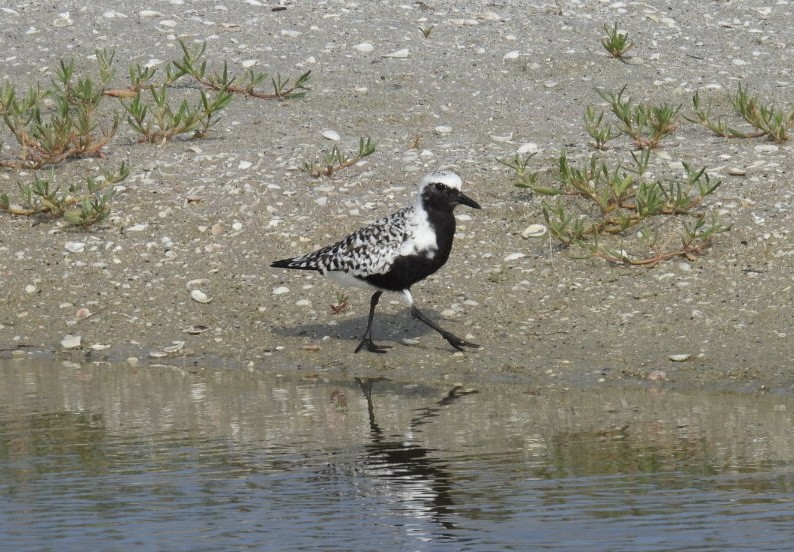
[[301, 137, 376, 178]]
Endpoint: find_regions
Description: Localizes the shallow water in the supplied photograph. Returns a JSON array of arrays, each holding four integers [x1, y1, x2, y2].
[[1, 360, 793, 551]]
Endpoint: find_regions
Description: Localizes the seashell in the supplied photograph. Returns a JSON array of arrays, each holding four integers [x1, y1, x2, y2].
[[434, 125, 452, 135], [668, 353, 692, 362], [61, 334, 82, 349], [241, 59, 258, 68], [521, 224, 548, 238], [353, 42, 374, 53], [65, 241, 85, 253], [647, 370, 668, 381], [502, 51, 520, 61], [190, 289, 212, 303], [184, 325, 210, 334], [163, 341, 185, 353], [517, 142, 539, 154], [76, 307, 92, 320], [321, 129, 340, 141]]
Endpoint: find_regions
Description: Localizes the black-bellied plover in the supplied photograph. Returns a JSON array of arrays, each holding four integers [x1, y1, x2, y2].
[[271, 170, 481, 353]]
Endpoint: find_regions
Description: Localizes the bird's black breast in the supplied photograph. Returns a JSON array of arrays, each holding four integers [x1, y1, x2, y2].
[[363, 208, 456, 292]]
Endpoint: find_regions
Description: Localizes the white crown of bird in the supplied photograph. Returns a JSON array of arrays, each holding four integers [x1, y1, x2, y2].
[[419, 170, 463, 192]]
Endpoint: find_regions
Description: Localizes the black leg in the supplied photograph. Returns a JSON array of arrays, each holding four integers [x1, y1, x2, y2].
[[410, 304, 480, 351], [355, 291, 391, 354]]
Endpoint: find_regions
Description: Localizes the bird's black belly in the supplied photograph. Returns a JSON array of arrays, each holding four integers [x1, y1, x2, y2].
[[363, 253, 447, 292]]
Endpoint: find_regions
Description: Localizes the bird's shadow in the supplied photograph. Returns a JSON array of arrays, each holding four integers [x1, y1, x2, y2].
[[272, 308, 446, 346]]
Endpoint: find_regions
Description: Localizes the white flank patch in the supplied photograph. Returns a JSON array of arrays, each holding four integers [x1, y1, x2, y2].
[[328, 270, 373, 290]]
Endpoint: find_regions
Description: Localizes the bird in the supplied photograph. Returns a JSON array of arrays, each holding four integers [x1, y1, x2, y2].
[[271, 170, 482, 353]]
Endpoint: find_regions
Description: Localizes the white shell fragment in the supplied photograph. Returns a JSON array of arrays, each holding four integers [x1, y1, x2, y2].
[[53, 12, 73, 27], [190, 289, 212, 303], [521, 224, 548, 238], [321, 130, 341, 141], [61, 335, 82, 349], [102, 9, 127, 18], [383, 48, 410, 58], [503, 252, 527, 262], [668, 354, 692, 362], [353, 42, 374, 53], [517, 142, 539, 154], [64, 241, 86, 253], [434, 125, 452, 135]]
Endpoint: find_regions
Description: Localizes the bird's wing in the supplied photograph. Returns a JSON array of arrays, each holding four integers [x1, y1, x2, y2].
[[309, 207, 412, 277]]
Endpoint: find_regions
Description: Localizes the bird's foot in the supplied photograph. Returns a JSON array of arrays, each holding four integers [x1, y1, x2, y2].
[[443, 333, 480, 352], [354, 337, 392, 354]]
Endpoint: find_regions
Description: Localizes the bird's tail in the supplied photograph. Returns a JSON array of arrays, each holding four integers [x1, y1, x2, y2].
[[270, 256, 320, 271]]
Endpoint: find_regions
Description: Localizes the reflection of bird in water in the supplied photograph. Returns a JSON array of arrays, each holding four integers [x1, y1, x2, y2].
[[355, 377, 478, 535]]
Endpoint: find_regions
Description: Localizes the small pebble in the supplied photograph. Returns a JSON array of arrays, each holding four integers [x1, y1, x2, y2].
[[668, 353, 691, 362]]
